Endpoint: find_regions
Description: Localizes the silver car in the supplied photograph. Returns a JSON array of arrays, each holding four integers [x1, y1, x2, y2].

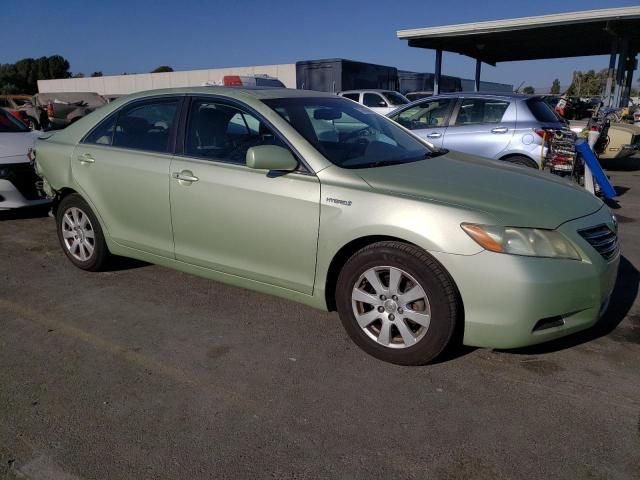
[[388, 93, 566, 168]]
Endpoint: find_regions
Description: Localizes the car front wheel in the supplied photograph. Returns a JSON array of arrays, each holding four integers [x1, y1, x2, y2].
[[56, 194, 109, 271], [336, 241, 460, 365]]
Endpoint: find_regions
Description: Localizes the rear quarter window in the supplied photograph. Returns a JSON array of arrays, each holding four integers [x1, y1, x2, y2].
[[526, 98, 560, 123]]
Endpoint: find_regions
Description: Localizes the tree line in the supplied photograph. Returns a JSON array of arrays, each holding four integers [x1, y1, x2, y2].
[[0, 56, 175, 95]]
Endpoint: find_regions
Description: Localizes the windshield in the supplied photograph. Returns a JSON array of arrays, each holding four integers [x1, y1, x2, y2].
[[0, 109, 29, 133], [263, 97, 435, 169], [382, 91, 409, 106]]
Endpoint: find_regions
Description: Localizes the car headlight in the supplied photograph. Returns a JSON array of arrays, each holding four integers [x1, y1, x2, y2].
[[461, 223, 581, 260]]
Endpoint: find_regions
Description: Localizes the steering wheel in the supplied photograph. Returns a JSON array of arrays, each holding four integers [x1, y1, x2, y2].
[[342, 126, 374, 142]]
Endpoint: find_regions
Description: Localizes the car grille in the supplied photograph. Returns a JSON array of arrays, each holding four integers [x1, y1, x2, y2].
[[578, 224, 619, 260], [0, 163, 44, 201]]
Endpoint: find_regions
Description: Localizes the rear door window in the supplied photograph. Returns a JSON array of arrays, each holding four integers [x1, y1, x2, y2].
[[112, 99, 179, 153], [454, 98, 509, 125]]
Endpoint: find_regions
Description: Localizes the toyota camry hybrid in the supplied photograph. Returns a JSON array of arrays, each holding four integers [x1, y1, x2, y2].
[[33, 87, 620, 365]]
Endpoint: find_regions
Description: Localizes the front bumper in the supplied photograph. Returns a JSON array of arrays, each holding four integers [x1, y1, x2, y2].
[[431, 207, 619, 349]]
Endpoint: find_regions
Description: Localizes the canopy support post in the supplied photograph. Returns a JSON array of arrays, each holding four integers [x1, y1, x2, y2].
[[434, 49, 442, 95], [474, 59, 482, 92], [604, 38, 618, 107]]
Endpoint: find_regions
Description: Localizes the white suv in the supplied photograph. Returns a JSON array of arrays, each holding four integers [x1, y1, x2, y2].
[[338, 90, 409, 115]]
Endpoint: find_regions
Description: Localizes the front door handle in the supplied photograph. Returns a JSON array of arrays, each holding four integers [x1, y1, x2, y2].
[[491, 127, 509, 134], [426, 132, 442, 139], [172, 170, 199, 184], [77, 153, 95, 164]]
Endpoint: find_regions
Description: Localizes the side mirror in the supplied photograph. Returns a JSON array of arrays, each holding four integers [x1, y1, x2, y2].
[[246, 145, 298, 172]]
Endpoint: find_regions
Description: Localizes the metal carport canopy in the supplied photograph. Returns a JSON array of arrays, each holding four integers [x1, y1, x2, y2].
[[397, 7, 640, 65], [397, 7, 640, 105]]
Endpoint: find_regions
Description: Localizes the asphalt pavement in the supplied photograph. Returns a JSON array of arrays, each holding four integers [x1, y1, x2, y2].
[[1, 163, 639, 479]]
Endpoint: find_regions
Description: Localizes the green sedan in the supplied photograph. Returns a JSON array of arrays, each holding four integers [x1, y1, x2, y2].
[[33, 87, 619, 365]]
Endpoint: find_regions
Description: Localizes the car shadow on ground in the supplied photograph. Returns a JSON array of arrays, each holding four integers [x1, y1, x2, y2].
[[0, 205, 50, 221], [496, 255, 639, 355], [602, 155, 640, 172], [103, 256, 149, 272]]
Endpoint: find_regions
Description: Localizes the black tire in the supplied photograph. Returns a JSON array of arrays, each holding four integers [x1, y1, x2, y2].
[[336, 241, 460, 365], [25, 116, 40, 130], [56, 193, 110, 271], [504, 155, 538, 169]]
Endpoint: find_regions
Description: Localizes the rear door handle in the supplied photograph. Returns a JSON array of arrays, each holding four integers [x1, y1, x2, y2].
[[491, 127, 509, 134], [426, 132, 442, 139], [77, 153, 95, 164], [172, 170, 199, 184]]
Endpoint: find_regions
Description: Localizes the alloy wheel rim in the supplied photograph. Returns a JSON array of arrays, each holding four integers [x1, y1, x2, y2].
[[61, 207, 95, 262], [351, 266, 431, 349]]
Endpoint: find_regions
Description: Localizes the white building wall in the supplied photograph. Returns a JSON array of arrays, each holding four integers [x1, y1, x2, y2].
[[38, 64, 298, 94]]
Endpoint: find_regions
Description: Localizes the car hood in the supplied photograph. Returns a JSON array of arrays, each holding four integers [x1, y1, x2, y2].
[[356, 150, 604, 229], [0, 131, 39, 162]]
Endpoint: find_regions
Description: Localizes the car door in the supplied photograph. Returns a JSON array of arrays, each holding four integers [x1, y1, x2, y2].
[[169, 97, 320, 294], [388, 97, 455, 149], [442, 97, 515, 159], [72, 96, 182, 257]]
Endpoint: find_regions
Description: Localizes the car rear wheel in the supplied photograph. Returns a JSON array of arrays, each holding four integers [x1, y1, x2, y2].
[[336, 241, 459, 365], [504, 155, 538, 169], [25, 116, 40, 130], [56, 194, 109, 271]]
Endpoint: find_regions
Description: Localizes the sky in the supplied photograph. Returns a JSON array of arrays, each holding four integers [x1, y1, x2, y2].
[[1, 0, 637, 90]]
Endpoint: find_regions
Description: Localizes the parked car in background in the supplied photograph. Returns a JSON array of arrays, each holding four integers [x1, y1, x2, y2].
[[223, 74, 285, 88], [338, 89, 409, 115], [388, 93, 567, 168], [0, 95, 33, 125], [540, 95, 593, 120], [0, 108, 48, 210], [18, 92, 107, 130], [34, 87, 618, 365]]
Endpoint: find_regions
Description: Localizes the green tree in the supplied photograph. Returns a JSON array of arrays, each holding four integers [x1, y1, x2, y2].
[[567, 69, 607, 97], [522, 85, 535, 94], [90, 71, 103, 77], [0, 55, 71, 94], [550, 78, 561, 94], [151, 65, 173, 73]]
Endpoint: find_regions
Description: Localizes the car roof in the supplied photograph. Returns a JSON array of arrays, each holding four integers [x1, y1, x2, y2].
[[426, 92, 530, 101], [339, 89, 394, 94], [118, 86, 331, 102]]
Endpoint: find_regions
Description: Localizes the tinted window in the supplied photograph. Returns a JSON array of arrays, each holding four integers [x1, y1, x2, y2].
[[185, 100, 284, 164], [391, 99, 454, 130], [113, 100, 178, 153], [264, 97, 438, 169], [455, 98, 509, 125], [84, 114, 117, 145], [341, 93, 360, 102], [0, 109, 29, 132], [526, 98, 561, 123], [382, 91, 409, 106], [363, 93, 386, 108]]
